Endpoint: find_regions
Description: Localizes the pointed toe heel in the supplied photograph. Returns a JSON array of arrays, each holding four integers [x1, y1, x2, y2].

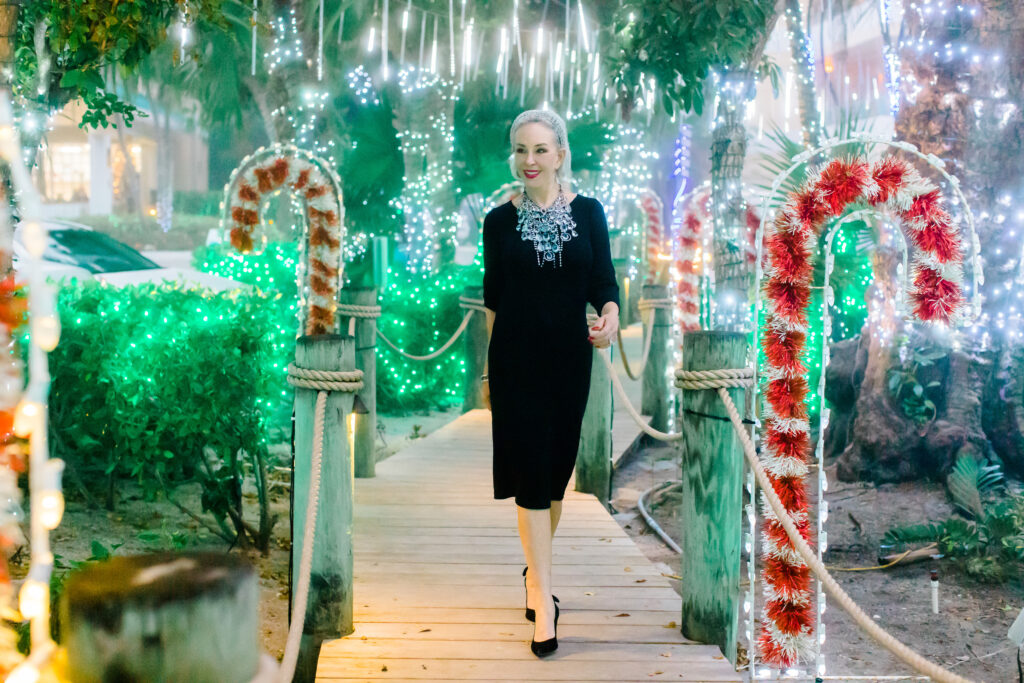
[[530, 602, 559, 657]]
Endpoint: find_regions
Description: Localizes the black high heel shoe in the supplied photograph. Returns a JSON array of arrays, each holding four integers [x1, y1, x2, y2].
[[530, 599, 559, 657], [522, 566, 559, 622]]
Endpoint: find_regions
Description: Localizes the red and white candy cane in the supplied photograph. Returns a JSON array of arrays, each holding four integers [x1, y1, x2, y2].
[[640, 190, 665, 283], [756, 155, 967, 668], [223, 144, 345, 336]]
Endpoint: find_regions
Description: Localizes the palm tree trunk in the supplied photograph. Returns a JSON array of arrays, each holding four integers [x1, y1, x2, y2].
[[784, 0, 821, 148]]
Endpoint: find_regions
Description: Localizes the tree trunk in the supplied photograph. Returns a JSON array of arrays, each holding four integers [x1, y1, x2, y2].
[[710, 69, 755, 331], [784, 0, 821, 149], [62, 552, 260, 683], [115, 117, 146, 223], [156, 105, 174, 233]]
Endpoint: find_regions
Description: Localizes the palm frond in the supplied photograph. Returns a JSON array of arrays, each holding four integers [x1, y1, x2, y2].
[[948, 454, 1005, 519]]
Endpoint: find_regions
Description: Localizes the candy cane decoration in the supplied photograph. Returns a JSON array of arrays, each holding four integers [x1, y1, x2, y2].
[[640, 190, 665, 282], [223, 144, 345, 336], [758, 156, 964, 667], [671, 185, 760, 333]]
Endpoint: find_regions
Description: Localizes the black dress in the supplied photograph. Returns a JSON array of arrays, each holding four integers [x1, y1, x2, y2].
[[483, 194, 620, 510]]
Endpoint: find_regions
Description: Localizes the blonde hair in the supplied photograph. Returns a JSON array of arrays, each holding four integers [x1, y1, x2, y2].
[[508, 109, 573, 186]]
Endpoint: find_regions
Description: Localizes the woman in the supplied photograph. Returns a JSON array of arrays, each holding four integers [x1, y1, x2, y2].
[[481, 109, 620, 657]]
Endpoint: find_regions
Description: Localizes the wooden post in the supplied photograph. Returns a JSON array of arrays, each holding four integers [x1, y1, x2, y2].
[[641, 284, 671, 432], [678, 331, 746, 665], [61, 552, 259, 683], [462, 285, 487, 412], [339, 287, 378, 478], [575, 344, 613, 505], [291, 334, 356, 682]]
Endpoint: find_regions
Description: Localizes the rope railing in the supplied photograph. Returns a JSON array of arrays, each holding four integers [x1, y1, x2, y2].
[[677, 368, 973, 683], [279, 365, 364, 683], [597, 350, 684, 442], [340, 296, 486, 362], [616, 297, 672, 380]]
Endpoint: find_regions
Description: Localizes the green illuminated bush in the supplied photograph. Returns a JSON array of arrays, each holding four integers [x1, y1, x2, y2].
[[194, 242, 481, 415], [49, 281, 280, 550]]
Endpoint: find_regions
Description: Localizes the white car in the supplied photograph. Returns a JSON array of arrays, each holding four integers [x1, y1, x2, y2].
[[12, 220, 246, 292]]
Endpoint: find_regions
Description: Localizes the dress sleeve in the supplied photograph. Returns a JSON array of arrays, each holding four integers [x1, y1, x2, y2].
[[587, 198, 620, 314], [482, 209, 502, 312]]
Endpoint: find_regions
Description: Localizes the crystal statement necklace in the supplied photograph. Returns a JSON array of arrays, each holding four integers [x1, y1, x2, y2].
[[515, 186, 578, 267]]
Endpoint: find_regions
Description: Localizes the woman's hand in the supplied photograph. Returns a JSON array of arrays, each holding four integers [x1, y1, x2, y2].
[[481, 377, 491, 410], [588, 310, 619, 349]]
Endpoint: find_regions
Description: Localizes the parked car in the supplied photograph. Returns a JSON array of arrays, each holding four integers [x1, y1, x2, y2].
[[12, 220, 245, 292]]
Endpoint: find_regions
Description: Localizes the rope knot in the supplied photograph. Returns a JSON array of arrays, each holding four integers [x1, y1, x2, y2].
[[287, 364, 365, 392]]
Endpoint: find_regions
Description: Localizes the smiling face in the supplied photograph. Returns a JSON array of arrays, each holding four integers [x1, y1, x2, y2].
[[513, 122, 566, 190]]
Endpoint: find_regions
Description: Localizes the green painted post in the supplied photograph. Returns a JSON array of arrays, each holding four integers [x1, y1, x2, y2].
[[641, 284, 671, 432], [677, 331, 746, 665], [291, 334, 356, 682], [462, 285, 487, 412], [575, 344, 612, 506], [339, 287, 378, 478]]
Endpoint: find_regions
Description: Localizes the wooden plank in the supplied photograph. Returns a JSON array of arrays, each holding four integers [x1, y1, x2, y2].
[[332, 622, 702, 644], [321, 639, 724, 661], [350, 563, 662, 578], [351, 573, 669, 588], [314, 658, 738, 680], [345, 608, 683, 626]]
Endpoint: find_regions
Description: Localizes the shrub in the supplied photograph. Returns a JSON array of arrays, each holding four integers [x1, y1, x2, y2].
[[49, 281, 280, 550], [193, 242, 480, 415]]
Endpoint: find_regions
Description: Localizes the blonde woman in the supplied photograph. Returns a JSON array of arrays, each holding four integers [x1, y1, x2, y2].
[[481, 109, 619, 657]]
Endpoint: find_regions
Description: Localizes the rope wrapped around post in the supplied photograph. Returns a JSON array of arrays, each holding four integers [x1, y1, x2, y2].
[[679, 368, 972, 683], [278, 364, 364, 683], [372, 296, 486, 361]]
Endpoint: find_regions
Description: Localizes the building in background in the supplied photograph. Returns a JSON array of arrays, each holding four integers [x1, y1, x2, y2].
[[32, 99, 209, 219]]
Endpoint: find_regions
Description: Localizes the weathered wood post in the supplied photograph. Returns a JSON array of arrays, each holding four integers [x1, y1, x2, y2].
[[640, 284, 671, 432], [339, 287, 378, 478], [576, 331, 613, 506], [462, 285, 487, 412], [677, 331, 746, 664], [62, 552, 260, 683], [291, 334, 357, 682]]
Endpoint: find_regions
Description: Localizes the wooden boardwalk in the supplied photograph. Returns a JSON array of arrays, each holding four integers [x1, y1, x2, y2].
[[315, 403, 739, 681]]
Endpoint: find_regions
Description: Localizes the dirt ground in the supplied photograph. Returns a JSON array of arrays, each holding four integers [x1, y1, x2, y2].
[[612, 438, 1023, 683], [16, 404, 1022, 683]]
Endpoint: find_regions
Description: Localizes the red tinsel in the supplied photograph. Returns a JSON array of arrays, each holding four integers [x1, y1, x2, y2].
[[757, 153, 965, 668]]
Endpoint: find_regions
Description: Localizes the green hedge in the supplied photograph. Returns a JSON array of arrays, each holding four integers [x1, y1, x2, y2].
[[50, 281, 280, 547], [194, 242, 479, 415]]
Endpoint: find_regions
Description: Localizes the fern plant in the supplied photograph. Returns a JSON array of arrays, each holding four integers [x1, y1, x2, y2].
[[883, 456, 1021, 583]]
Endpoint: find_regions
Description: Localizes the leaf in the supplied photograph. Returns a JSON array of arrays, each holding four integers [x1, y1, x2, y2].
[[89, 540, 111, 561], [948, 455, 987, 519]]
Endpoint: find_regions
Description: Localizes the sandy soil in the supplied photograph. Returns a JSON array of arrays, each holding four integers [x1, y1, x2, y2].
[[612, 438, 1023, 683]]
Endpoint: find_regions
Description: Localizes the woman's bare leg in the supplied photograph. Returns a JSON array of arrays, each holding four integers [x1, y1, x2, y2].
[[517, 504, 557, 642], [549, 500, 563, 536]]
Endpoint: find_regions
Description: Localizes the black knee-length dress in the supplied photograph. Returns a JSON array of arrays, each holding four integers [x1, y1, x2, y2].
[[483, 194, 620, 510]]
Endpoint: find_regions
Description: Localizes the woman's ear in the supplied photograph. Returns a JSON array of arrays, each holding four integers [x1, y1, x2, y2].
[[557, 148, 566, 169]]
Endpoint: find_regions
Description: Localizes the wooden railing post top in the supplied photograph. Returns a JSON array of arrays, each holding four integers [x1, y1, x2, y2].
[[339, 286, 378, 295], [680, 332, 748, 373], [463, 284, 483, 295]]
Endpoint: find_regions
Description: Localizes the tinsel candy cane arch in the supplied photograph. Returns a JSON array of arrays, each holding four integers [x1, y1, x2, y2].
[[640, 190, 664, 283], [223, 145, 345, 336], [671, 186, 760, 333], [758, 156, 963, 667]]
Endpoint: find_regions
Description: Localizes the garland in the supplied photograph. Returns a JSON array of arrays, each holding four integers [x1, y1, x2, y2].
[[672, 187, 759, 333], [640, 190, 665, 283], [225, 145, 345, 336], [758, 156, 964, 667]]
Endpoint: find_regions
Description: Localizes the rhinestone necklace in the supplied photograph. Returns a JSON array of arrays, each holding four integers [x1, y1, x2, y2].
[[515, 186, 578, 268]]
